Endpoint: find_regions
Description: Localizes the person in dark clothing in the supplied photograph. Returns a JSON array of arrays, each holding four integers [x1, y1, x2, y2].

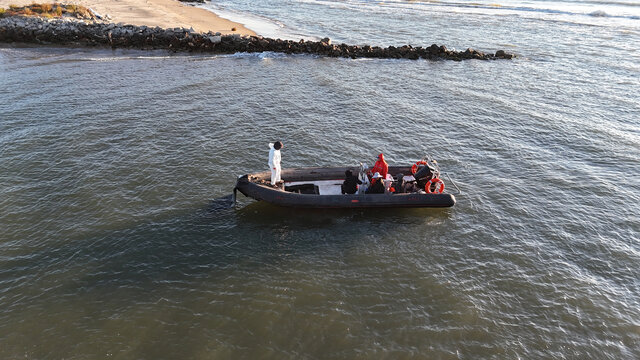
[[365, 172, 385, 194], [394, 173, 405, 194], [341, 169, 362, 194]]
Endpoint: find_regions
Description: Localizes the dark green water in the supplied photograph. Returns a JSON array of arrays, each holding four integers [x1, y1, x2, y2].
[[1, 2, 639, 356]]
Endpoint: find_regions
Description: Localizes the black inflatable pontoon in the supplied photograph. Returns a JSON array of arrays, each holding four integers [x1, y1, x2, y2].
[[234, 166, 456, 209]]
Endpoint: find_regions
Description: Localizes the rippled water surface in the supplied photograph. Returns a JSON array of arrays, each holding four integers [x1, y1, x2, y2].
[[1, 0, 639, 359]]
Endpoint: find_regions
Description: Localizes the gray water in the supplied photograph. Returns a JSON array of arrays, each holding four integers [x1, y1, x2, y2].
[[1, 0, 639, 358]]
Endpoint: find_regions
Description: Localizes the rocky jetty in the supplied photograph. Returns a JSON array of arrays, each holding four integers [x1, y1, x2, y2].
[[0, 16, 515, 61]]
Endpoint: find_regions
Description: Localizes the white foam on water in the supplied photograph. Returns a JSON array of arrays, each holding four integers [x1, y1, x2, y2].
[[589, 10, 608, 17], [297, 0, 640, 22], [200, 3, 314, 40]]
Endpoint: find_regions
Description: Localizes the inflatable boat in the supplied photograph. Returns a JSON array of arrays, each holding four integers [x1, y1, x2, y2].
[[234, 163, 458, 209]]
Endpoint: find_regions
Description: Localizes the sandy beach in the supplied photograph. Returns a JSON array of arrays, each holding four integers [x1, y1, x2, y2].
[[0, 0, 255, 35]]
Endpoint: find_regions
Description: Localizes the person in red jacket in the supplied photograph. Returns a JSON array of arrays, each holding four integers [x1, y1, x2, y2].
[[370, 153, 388, 184]]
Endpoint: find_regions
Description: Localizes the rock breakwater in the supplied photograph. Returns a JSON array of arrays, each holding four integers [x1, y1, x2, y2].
[[0, 16, 515, 61]]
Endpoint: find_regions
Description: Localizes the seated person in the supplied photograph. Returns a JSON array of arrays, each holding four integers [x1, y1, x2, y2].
[[394, 173, 405, 194], [399, 174, 418, 193], [341, 170, 362, 194], [365, 172, 385, 194], [404, 181, 419, 193]]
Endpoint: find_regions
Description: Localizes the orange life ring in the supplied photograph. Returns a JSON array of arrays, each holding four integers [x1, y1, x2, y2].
[[425, 178, 444, 194], [410, 160, 428, 174]]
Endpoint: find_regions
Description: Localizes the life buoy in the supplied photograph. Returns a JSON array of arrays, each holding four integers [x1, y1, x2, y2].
[[410, 160, 428, 174], [425, 178, 444, 194]]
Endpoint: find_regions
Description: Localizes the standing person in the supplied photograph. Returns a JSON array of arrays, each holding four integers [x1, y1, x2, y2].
[[268, 141, 283, 186], [370, 153, 388, 183]]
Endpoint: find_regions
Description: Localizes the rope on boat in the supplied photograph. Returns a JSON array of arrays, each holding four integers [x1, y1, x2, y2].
[[443, 172, 462, 195]]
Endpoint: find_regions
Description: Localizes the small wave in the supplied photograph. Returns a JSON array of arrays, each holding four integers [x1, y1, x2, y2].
[[223, 51, 290, 60], [589, 10, 608, 17], [346, 0, 640, 22], [200, 3, 307, 40]]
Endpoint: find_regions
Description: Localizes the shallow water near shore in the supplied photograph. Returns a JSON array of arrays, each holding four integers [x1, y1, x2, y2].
[[1, 0, 640, 359]]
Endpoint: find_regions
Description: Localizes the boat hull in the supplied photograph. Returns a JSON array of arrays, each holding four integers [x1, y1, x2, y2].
[[235, 167, 456, 209]]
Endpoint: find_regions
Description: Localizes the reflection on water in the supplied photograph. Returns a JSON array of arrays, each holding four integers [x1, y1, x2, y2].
[[234, 200, 452, 226]]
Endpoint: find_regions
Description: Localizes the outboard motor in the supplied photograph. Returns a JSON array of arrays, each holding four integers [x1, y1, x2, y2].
[[413, 163, 436, 181], [414, 159, 440, 192]]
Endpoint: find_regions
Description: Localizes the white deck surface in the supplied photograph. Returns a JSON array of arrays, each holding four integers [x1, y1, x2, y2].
[[285, 180, 344, 195]]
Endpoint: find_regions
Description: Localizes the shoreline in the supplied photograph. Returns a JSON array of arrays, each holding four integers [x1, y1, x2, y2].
[[0, 0, 256, 36]]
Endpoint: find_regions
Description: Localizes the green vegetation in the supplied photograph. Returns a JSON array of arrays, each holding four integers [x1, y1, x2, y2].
[[29, 3, 54, 13]]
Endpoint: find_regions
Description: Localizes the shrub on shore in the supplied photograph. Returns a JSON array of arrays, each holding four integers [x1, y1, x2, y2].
[[0, 3, 95, 19]]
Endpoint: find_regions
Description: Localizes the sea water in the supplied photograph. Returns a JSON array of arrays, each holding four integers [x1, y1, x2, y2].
[[0, 0, 639, 358]]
